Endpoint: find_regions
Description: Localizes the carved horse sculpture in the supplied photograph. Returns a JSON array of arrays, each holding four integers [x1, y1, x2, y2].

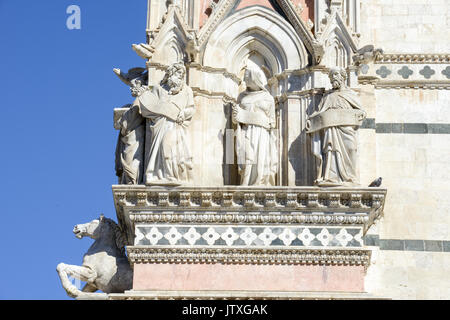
[[57, 215, 133, 299]]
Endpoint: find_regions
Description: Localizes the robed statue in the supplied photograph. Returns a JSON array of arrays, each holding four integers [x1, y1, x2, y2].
[[114, 63, 195, 186], [232, 66, 278, 186], [137, 63, 195, 185], [306, 67, 366, 187], [114, 68, 147, 185]]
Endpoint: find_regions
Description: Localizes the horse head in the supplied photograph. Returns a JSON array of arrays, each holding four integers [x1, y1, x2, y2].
[[73, 214, 107, 240], [73, 214, 127, 254]]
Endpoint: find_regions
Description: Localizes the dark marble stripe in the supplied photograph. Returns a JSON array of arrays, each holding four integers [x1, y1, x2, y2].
[[373, 123, 450, 134], [361, 118, 376, 129], [364, 235, 450, 252], [379, 239, 404, 251]]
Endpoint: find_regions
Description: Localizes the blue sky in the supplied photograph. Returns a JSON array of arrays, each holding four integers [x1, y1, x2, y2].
[[0, 0, 148, 299]]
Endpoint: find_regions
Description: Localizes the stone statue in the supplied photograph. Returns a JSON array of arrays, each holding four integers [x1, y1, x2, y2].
[[306, 67, 366, 187], [135, 62, 195, 185], [352, 45, 384, 66], [232, 66, 278, 186], [115, 105, 145, 184], [114, 67, 148, 185], [56, 215, 133, 299]]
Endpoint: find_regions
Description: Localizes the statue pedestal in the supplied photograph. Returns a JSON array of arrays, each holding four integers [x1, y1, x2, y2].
[[113, 185, 387, 299]]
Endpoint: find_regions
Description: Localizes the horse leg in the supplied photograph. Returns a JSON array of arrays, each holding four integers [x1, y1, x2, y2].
[[56, 263, 97, 298]]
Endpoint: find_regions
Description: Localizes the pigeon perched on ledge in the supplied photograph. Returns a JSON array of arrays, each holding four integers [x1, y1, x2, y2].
[[369, 177, 383, 187]]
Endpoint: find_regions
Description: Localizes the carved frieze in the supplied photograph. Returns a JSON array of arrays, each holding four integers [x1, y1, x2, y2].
[[113, 186, 387, 248], [127, 247, 371, 267]]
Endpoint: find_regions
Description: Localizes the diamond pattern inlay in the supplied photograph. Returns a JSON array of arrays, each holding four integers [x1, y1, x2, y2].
[[202, 227, 221, 245], [145, 227, 164, 245], [316, 229, 331, 246], [183, 227, 202, 245], [135, 225, 364, 248], [278, 228, 297, 246], [164, 227, 183, 245], [240, 228, 258, 246], [298, 228, 314, 246], [221, 227, 240, 246], [258, 228, 278, 246]]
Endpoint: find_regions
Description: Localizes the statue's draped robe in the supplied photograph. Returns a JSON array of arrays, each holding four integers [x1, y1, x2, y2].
[[311, 89, 365, 186], [236, 90, 278, 186], [139, 84, 195, 184], [115, 105, 145, 184]]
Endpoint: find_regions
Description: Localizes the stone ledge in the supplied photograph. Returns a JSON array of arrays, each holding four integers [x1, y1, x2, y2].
[[113, 186, 386, 211], [375, 53, 450, 64], [108, 290, 389, 300], [113, 186, 387, 246], [127, 247, 371, 267]]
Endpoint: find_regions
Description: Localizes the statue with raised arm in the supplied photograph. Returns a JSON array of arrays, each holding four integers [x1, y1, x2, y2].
[[135, 62, 195, 185], [113, 67, 148, 184], [232, 66, 278, 186], [306, 67, 366, 187]]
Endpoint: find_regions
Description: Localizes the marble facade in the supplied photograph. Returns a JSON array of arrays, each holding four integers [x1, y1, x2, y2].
[[58, 0, 450, 300], [114, 0, 385, 299]]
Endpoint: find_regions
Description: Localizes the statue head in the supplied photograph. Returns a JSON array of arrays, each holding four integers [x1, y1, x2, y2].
[[244, 66, 268, 92], [328, 67, 347, 90], [161, 62, 186, 94]]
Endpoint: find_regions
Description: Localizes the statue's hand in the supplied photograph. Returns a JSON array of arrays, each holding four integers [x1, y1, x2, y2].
[[358, 110, 367, 121], [176, 113, 184, 125]]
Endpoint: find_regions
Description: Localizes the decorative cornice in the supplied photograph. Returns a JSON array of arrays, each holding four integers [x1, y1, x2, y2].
[[358, 76, 380, 86], [127, 247, 371, 267], [276, 89, 326, 103], [190, 87, 237, 103], [113, 186, 386, 246], [188, 63, 241, 83], [375, 53, 450, 64], [113, 186, 386, 212], [129, 211, 369, 225]]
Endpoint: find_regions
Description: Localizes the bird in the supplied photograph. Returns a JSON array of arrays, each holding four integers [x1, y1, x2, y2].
[[369, 177, 382, 187]]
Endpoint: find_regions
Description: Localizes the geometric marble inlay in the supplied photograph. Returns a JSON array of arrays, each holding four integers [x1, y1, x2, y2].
[[442, 66, 450, 79], [398, 66, 414, 79], [376, 66, 392, 78], [419, 66, 435, 79], [135, 225, 364, 248]]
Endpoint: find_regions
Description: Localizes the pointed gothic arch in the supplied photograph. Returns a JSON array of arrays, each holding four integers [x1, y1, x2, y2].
[[202, 6, 309, 76]]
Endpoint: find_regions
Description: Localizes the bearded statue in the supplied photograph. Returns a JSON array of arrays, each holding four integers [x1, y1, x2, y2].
[[134, 62, 196, 185], [306, 67, 366, 187]]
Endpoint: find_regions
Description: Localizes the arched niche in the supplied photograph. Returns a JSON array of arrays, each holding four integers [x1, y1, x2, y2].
[[320, 25, 355, 70], [152, 34, 186, 65], [203, 6, 309, 78]]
